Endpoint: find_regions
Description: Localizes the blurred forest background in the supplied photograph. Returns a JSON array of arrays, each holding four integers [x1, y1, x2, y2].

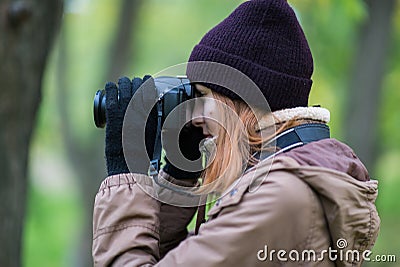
[[0, 0, 399, 266]]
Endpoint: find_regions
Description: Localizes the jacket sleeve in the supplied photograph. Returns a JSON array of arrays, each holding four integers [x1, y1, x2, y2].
[[157, 170, 197, 258], [93, 168, 317, 267], [92, 171, 198, 266], [92, 173, 160, 266]]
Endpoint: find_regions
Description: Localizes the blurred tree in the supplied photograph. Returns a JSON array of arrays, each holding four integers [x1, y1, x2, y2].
[[107, 0, 144, 81], [56, 0, 143, 266], [344, 0, 396, 170], [0, 0, 63, 266]]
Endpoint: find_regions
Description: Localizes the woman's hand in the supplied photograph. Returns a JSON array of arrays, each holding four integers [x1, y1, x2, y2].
[[105, 75, 158, 176], [163, 124, 205, 180]]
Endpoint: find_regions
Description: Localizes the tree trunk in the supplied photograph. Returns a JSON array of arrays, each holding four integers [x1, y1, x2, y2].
[[106, 0, 143, 81], [0, 1, 63, 266], [344, 0, 396, 170]]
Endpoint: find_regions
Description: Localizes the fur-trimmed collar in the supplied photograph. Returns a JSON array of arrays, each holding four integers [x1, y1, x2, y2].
[[258, 106, 330, 129]]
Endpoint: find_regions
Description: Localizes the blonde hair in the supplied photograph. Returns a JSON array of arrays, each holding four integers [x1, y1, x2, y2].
[[198, 92, 308, 194]]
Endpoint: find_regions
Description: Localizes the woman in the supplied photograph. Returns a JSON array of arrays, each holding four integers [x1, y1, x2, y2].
[[92, 0, 380, 266]]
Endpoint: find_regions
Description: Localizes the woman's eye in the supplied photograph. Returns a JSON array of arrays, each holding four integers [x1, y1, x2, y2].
[[195, 91, 206, 97]]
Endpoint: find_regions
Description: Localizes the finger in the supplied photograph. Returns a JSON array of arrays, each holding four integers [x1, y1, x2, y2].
[[143, 75, 151, 82], [141, 75, 158, 106], [105, 82, 118, 111], [132, 77, 143, 95], [118, 76, 132, 108]]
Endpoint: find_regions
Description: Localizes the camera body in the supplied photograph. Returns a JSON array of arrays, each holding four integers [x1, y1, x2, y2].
[[93, 76, 194, 129]]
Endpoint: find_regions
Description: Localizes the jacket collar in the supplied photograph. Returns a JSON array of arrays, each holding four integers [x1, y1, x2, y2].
[[258, 106, 330, 130]]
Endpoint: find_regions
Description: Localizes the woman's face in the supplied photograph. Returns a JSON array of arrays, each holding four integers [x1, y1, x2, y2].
[[191, 84, 220, 137]]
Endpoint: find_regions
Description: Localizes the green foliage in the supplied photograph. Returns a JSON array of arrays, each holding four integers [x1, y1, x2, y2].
[[132, 0, 244, 75], [291, 0, 367, 139], [380, 5, 400, 152], [24, 186, 82, 267]]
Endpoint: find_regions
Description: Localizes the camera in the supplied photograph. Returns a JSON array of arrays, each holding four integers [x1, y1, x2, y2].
[[93, 76, 194, 129]]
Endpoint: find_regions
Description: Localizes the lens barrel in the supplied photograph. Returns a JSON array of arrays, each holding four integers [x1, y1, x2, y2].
[[93, 90, 106, 128]]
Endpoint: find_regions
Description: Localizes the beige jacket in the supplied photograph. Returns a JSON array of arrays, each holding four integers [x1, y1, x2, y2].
[[92, 139, 380, 266]]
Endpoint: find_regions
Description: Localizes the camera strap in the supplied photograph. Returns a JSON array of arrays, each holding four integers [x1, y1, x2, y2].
[[149, 101, 164, 176], [247, 123, 330, 172]]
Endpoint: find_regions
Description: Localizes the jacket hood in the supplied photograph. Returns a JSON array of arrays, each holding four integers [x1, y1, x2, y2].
[[272, 139, 380, 263], [283, 138, 370, 182]]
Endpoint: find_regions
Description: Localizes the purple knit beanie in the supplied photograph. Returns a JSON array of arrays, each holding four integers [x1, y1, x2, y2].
[[187, 0, 313, 111]]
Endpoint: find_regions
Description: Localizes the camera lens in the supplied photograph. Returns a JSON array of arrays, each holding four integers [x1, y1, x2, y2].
[[94, 89, 106, 128], [93, 76, 194, 129]]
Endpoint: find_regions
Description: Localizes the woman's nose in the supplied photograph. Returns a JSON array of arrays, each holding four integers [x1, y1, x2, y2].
[[191, 100, 204, 127]]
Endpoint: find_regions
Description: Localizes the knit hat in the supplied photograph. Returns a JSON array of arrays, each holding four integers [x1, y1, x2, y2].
[[186, 0, 313, 111]]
